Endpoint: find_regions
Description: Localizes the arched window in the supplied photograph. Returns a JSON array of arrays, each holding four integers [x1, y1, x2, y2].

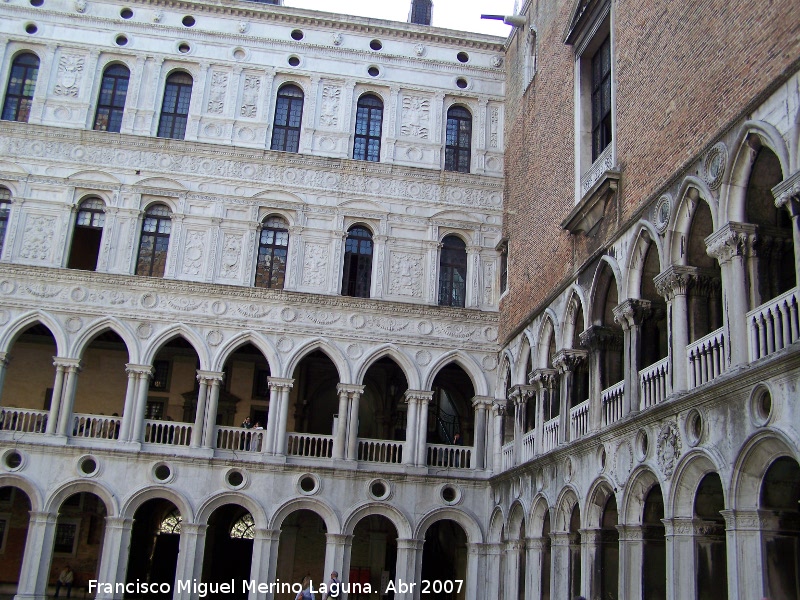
[[445, 106, 472, 173], [353, 94, 383, 162], [438, 235, 467, 307], [93, 64, 130, 133], [157, 72, 193, 140], [67, 198, 105, 271], [0, 187, 11, 252], [136, 204, 172, 277], [270, 84, 303, 153], [341, 225, 373, 298], [255, 216, 289, 288], [1, 53, 40, 123]]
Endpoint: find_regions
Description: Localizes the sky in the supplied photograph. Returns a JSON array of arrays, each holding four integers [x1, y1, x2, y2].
[[284, 0, 518, 37]]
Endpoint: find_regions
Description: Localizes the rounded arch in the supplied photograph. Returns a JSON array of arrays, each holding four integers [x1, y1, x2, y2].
[[723, 121, 791, 224], [487, 506, 505, 543], [121, 486, 194, 523], [583, 476, 617, 529], [507, 500, 527, 539], [0, 311, 68, 356], [669, 449, 726, 518], [283, 338, 350, 382], [414, 507, 483, 544], [195, 492, 267, 529], [588, 255, 623, 322], [44, 479, 119, 517], [268, 496, 341, 535], [342, 502, 413, 539], [731, 430, 799, 510], [354, 344, 420, 390], [275, 80, 307, 97], [438, 230, 470, 245], [164, 67, 195, 81], [75, 193, 111, 208], [259, 210, 294, 227], [356, 91, 386, 106], [0, 473, 43, 512], [422, 350, 488, 396], [142, 324, 209, 369], [211, 330, 281, 375], [344, 221, 376, 236], [670, 177, 718, 264], [69, 316, 139, 363], [529, 493, 552, 536], [8, 48, 42, 63], [554, 486, 580, 531], [561, 287, 588, 349], [621, 467, 663, 524], [624, 223, 665, 299]]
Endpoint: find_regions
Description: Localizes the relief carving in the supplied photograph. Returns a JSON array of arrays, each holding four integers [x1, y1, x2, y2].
[[182, 231, 205, 276], [320, 86, 341, 127], [657, 421, 682, 479], [483, 261, 494, 305], [490, 108, 499, 148], [20, 216, 56, 262], [302, 243, 328, 288], [401, 96, 430, 138], [54, 55, 84, 97], [240, 76, 260, 118], [207, 72, 228, 115], [219, 234, 242, 279], [388, 252, 422, 297]]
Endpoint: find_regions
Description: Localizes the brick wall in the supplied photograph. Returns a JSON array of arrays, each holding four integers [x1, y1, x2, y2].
[[500, 0, 800, 340]]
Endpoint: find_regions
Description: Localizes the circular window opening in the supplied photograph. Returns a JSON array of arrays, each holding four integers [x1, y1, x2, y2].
[[227, 470, 244, 488], [457, 51, 469, 63], [299, 475, 316, 493], [441, 486, 457, 503], [636, 429, 649, 461], [368, 66, 380, 77], [120, 7, 133, 18], [4, 451, 22, 470], [370, 481, 387, 498], [288, 56, 300, 67], [178, 43, 191, 54], [456, 77, 468, 89], [370, 39, 383, 51], [25, 23, 38, 35], [115, 35, 128, 46], [182, 15, 195, 27], [30, 0, 44, 6], [154, 464, 172, 481], [79, 457, 98, 475], [291, 29, 304, 41], [686, 410, 703, 446]]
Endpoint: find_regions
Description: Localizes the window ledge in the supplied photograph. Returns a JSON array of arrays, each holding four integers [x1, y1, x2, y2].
[[561, 150, 620, 235]]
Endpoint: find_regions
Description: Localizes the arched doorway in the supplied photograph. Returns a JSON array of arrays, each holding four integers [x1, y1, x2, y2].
[[430, 364, 475, 447], [201, 505, 255, 598], [276, 510, 326, 598], [761, 456, 800, 599], [0, 486, 31, 590], [685, 201, 723, 342], [126, 499, 181, 597], [642, 486, 666, 600], [599, 495, 619, 599], [217, 343, 271, 451], [694, 472, 727, 599], [350, 514, 398, 597], [288, 351, 340, 456], [360, 358, 409, 444], [421, 519, 467, 599]]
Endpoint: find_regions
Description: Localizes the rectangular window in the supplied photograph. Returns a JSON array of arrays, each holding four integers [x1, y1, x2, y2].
[[54, 521, 78, 554], [145, 399, 165, 420], [590, 35, 612, 162], [500, 250, 508, 294]]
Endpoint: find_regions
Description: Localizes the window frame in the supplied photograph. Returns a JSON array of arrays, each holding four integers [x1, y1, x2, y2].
[[353, 94, 384, 162], [270, 84, 304, 153], [0, 187, 12, 255], [444, 105, 473, 173], [135, 203, 172, 278], [157, 71, 193, 140], [67, 197, 106, 271], [590, 35, 612, 163], [1, 52, 40, 123], [53, 518, 81, 555], [438, 234, 468, 308], [93, 63, 131, 133], [254, 215, 289, 289], [341, 224, 374, 298]]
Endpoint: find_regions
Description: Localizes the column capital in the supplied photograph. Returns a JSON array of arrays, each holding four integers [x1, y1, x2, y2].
[[104, 516, 134, 529], [336, 383, 365, 397], [396, 538, 424, 551], [548, 531, 575, 546], [529, 367, 557, 388], [125, 363, 153, 376], [653, 264, 699, 299], [197, 369, 224, 383], [578, 325, 622, 351], [28, 511, 59, 525], [404, 389, 434, 404], [612, 298, 653, 329], [526, 537, 546, 551], [773, 169, 800, 215], [326, 532, 354, 546], [505, 539, 524, 552], [471, 395, 494, 409], [53, 357, 82, 369], [268, 376, 294, 390], [180, 522, 208, 536], [704, 221, 757, 263], [615, 524, 644, 541], [252, 528, 281, 542], [661, 517, 695, 537], [552, 349, 588, 373], [509, 385, 535, 404], [578, 528, 604, 544], [491, 398, 507, 416]]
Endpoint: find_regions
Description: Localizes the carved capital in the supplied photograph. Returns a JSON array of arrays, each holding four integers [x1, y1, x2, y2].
[[509, 384, 535, 405], [471, 395, 494, 409], [653, 264, 698, 299], [552, 348, 588, 373], [612, 298, 652, 329], [704, 222, 756, 263], [529, 367, 558, 389], [197, 369, 224, 383], [579, 325, 622, 351], [404, 389, 434, 404], [268, 376, 295, 391], [772, 169, 800, 217]]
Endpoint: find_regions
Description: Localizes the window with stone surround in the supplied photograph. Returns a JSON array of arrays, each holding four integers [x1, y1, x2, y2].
[[93, 64, 130, 133], [67, 197, 105, 271], [0, 187, 11, 253], [353, 94, 383, 162], [136, 204, 172, 277], [445, 105, 472, 173], [341, 225, 373, 298], [157, 71, 193, 140], [254, 215, 289, 288], [1, 52, 39, 123], [438, 235, 468, 307], [270, 84, 304, 153]]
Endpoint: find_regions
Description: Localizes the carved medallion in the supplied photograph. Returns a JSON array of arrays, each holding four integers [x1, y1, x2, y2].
[[657, 421, 682, 479], [703, 142, 728, 190]]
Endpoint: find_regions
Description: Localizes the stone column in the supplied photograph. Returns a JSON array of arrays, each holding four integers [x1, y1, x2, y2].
[[13, 511, 58, 600], [265, 377, 290, 455], [720, 509, 767, 600], [173, 523, 207, 600], [491, 400, 506, 472], [202, 372, 225, 449], [503, 539, 522, 599], [616, 524, 643, 600], [274, 378, 294, 456], [663, 518, 695, 600], [613, 299, 653, 414], [55, 360, 81, 436], [0, 352, 9, 403], [654, 266, 694, 393], [394, 538, 423, 600], [465, 542, 482, 600], [471, 396, 492, 469], [508, 386, 523, 464], [549, 532, 573, 600], [580, 528, 603, 599], [248, 529, 280, 600], [414, 390, 433, 468], [129, 366, 153, 443], [773, 177, 800, 285], [119, 364, 142, 441], [706, 222, 755, 368], [552, 350, 587, 442], [94, 517, 134, 600], [525, 538, 545, 600], [333, 385, 350, 460], [45, 360, 68, 435], [530, 369, 557, 453], [324, 533, 352, 588], [402, 391, 423, 466], [484, 543, 503, 599], [333, 384, 365, 461], [190, 371, 210, 448]]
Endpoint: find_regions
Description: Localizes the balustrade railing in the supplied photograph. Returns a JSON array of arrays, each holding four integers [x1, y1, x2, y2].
[[542, 417, 559, 453], [521, 429, 536, 463], [639, 357, 669, 409], [72, 414, 121, 440], [216, 426, 264, 452], [502, 441, 514, 470], [748, 287, 800, 361], [0, 408, 48, 433], [426, 444, 471, 469], [569, 400, 590, 440], [687, 327, 727, 387], [602, 381, 625, 426], [286, 433, 333, 458], [357, 438, 403, 464], [143, 420, 192, 446]]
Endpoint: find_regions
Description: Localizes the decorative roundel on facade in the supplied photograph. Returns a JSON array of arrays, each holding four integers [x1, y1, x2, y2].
[[2, 448, 25, 472], [181, 15, 195, 27], [152, 462, 175, 483], [703, 142, 728, 190], [455, 77, 469, 89], [415, 350, 432, 366], [749, 385, 773, 427], [414, 44, 426, 57], [225, 468, 248, 490], [635, 428, 649, 462], [367, 66, 380, 78], [288, 55, 301, 67], [369, 39, 383, 51], [115, 34, 129, 47], [491, 55, 503, 68], [331, 32, 343, 46], [232, 47, 248, 62], [440, 484, 462, 505], [25, 23, 39, 35], [297, 473, 320, 495], [120, 7, 133, 18], [291, 29, 304, 41], [77, 455, 100, 477], [367, 478, 392, 501], [457, 51, 469, 63], [653, 194, 672, 234], [177, 42, 192, 54], [684, 409, 704, 447]]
